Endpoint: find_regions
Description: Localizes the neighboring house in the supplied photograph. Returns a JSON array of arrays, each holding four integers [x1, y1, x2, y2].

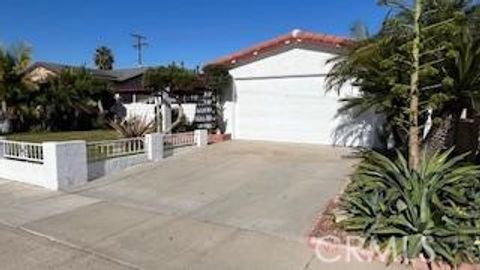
[[209, 29, 381, 147], [25, 62, 217, 129], [26, 62, 152, 103]]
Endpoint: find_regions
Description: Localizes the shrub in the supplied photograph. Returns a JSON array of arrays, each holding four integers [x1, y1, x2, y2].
[[109, 116, 154, 138], [339, 149, 480, 266]]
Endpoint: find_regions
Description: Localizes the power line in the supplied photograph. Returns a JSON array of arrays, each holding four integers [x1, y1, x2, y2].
[[131, 33, 148, 66]]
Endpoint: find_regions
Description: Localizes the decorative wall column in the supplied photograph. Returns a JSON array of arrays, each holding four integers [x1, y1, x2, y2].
[[194, 130, 208, 147], [145, 133, 164, 162], [42, 141, 88, 190]]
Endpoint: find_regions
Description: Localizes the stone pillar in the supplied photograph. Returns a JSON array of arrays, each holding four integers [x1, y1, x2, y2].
[[194, 130, 208, 147], [145, 133, 164, 162], [42, 141, 88, 191]]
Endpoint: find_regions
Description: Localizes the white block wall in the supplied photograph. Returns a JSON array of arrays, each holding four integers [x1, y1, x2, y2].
[[0, 141, 88, 190], [0, 131, 208, 190]]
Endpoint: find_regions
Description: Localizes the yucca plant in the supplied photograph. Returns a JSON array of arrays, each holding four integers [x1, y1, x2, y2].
[[339, 149, 480, 266], [109, 116, 154, 138]]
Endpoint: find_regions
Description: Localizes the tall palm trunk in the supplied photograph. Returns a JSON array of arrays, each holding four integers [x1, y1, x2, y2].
[[0, 99, 11, 134], [409, 0, 422, 170], [1, 100, 6, 115]]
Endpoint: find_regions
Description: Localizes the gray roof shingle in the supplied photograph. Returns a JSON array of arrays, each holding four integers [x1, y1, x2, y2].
[[27, 62, 147, 82]]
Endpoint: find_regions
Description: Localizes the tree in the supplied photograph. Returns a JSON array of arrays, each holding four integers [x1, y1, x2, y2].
[[94, 46, 114, 70], [35, 68, 112, 130], [327, 0, 474, 167], [143, 64, 198, 92], [143, 63, 198, 133], [380, 0, 468, 169], [0, 43, 34, 132], [202, 65, 231, 92], [143, 63, 232, 133], [335, 2, 480, 266]]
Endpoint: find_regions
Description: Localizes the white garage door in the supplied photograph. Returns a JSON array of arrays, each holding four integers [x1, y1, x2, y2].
[[235, 77, 342, 145]]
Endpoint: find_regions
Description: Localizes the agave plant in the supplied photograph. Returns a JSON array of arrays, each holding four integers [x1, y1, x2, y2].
[[109, 116, 154, 138], [339, 149, 480, 266]]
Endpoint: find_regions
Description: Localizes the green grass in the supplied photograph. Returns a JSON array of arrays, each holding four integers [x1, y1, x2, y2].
[[6, 130, 120, 143]]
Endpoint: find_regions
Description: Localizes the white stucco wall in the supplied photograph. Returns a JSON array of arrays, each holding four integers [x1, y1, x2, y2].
[[124, 103, 156, 122], [0, 141, 88, 190], [230, 48, 336, 79], [0, 159, 45, 187], [172, 103, 197, 123], [222, 47, 380, 147], [0, 133, 173, 189], [124, 103, 198, 124]]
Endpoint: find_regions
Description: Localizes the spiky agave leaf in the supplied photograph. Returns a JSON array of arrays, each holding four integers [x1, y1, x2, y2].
[[339, 149, 480, 266], [109, 116, 154, 138]]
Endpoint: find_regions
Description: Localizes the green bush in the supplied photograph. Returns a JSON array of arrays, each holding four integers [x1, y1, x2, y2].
[[339, 150, 480, 265]]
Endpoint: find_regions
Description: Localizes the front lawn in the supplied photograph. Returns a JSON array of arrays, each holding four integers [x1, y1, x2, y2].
[[5, 129, 120, 142]]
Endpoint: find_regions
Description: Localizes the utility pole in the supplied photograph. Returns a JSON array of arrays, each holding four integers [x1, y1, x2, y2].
[[131, 33, 148, 66]]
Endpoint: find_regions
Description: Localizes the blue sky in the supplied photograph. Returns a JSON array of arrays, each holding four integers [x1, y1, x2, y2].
[[0, 0, 388, 69]]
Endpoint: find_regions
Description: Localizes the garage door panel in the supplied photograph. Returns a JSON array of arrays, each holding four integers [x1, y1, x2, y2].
[[235, 78, 340, 144]]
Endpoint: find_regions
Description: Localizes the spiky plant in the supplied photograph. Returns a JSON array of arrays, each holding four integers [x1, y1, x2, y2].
[[339, 150, 480, 266], [109, 116, 154, 138]]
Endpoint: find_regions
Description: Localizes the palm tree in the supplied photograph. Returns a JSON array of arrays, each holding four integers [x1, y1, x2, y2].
[[36, 67, 112, 130], [0, 44, 33, 132], [422, 25, 480, 157], [327, 29, 412, 149], [327, 0, 480, 153], [93, 46, 114, 70]]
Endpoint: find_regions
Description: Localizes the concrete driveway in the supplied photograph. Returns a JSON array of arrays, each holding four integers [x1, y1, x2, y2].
[[0, 141, 404, 270]]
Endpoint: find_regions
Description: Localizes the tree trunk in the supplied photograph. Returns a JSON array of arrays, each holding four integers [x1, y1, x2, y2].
[[409, 0, 422, 170], [0, 100, 12, 134], [0, 100, 6, 115]]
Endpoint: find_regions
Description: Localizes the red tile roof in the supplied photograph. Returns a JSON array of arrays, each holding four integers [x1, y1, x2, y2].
[[208, 29, 352, 67]]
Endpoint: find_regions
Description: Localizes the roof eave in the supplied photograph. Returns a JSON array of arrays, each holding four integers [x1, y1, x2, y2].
[[206, 30, 353, 68]]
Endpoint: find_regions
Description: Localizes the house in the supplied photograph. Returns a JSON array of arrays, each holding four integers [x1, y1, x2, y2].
[[209, 29, 381, 147], [26, 62, 146, 100], [25, 62, 217, 130]]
